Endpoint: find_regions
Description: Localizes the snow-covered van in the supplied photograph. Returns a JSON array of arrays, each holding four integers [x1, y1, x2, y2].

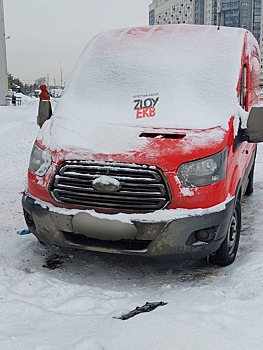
[[22, 24, 263, 266]]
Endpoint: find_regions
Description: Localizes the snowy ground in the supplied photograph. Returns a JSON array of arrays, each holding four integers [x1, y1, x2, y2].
[[1, 96, 263, 350]]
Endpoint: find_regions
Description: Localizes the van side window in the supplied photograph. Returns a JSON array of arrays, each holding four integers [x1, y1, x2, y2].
[[239, 65, 247, 110]]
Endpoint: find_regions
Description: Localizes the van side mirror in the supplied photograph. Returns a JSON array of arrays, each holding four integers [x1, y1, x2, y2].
[[244, 107, 263, 143]]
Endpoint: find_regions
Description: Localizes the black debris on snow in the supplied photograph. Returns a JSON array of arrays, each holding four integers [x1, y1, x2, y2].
[[114, 301, 167, 320], [43, 254, 64, 270]]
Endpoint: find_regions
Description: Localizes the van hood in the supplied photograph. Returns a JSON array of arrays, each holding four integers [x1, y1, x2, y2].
[[39, 120, 228, 172]]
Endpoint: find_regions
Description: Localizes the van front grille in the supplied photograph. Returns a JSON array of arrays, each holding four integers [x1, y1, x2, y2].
[[51, 161, 170, 211]]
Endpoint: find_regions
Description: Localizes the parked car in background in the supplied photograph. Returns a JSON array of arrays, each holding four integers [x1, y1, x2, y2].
[[22, 24, 263, 266]]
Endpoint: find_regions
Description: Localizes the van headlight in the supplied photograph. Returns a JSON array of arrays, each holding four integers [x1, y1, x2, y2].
[[177, 148, 227, 187], [29, 143, 51, 176]]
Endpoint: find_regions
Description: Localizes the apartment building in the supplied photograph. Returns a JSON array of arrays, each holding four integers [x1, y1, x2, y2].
[[149, 0, 263, 84], [149, 0, 199, 25]]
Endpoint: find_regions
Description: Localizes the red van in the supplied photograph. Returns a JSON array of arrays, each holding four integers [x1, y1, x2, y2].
[[22, 24, 263, 266]]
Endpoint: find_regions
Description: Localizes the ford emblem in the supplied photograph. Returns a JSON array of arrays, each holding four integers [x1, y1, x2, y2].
[[92, 175, 121, 193]]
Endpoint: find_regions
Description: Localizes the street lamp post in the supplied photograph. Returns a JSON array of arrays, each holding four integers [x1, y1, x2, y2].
[[0, 0, 8, 106]]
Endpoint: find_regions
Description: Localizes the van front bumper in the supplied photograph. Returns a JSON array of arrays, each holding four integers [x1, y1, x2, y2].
[[22, 192, 235, 260]]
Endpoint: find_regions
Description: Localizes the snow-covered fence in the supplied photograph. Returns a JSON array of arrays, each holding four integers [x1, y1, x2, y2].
[[5, 95, 22, 106]]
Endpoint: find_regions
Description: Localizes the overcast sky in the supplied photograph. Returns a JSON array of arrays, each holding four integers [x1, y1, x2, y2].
[[4, 0, 151, 85]]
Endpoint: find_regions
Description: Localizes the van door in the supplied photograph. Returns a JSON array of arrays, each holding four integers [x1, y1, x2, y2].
[[234, 64, 256, 190]]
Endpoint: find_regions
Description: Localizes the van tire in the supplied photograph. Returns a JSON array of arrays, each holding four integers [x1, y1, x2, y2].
[[245, 161, 255, 196], [207, 200, 241, 266]]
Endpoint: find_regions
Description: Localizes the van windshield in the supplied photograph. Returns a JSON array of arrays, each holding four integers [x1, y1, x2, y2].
[[56, 25, 246, 129]]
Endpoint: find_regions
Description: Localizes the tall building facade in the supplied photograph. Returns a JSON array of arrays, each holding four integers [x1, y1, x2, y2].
[[149, 0, 263, 84]]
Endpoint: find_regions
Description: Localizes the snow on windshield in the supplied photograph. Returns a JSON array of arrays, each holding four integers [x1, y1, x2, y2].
[[47, 25, 247, 153]]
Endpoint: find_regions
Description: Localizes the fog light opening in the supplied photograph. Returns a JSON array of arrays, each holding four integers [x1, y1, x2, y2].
[[196, 226, 218, 242]]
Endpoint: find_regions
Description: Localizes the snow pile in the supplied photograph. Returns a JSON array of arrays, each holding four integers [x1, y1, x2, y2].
[[16, 93, 38, 105], [44, 24, 250, 153]]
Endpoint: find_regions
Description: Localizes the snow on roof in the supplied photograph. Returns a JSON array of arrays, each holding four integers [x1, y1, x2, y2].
[[45, 24, 249, 153]]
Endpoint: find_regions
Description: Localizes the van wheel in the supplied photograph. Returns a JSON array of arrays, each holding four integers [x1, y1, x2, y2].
[[245, 161, 255, 195], [207, 200, 241, 266]]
